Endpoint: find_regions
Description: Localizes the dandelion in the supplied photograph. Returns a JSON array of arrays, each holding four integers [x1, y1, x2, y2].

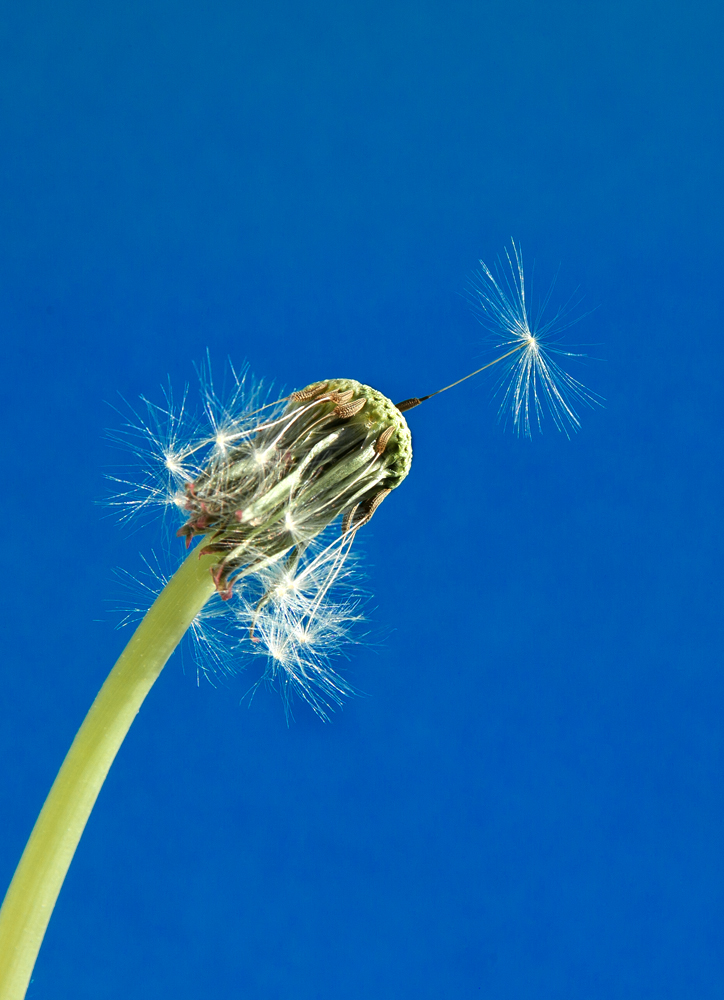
[[0, 246, 601, 1000], [112, 369, 411, 718]]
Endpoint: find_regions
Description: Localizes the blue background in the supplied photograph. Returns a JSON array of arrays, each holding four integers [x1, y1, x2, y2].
[[1, 1, 722, 997]]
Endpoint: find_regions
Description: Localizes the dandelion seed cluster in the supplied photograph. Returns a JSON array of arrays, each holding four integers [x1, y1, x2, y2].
[[112, 369, 412, 717]]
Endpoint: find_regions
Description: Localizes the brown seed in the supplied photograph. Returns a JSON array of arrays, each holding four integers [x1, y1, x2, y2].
[[290, 381, 329, 401], [334, 397, 367, 419], [341, 504, 359, 535], [395, 397, 422, 412], [354, 488, 391, 527], [329, 388, 356, 405], [374, 425, 395, 455]]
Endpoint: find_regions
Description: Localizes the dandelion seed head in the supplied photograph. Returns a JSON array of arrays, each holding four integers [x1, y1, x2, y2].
[[172, 376, 411, 597], [109, 363, 409, 718]]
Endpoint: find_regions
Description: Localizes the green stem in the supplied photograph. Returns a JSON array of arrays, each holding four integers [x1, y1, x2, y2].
[[0, 545, 218, 1000]]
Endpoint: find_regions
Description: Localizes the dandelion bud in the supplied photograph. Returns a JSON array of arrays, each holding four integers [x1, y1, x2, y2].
[[176, 378, 412, 598]]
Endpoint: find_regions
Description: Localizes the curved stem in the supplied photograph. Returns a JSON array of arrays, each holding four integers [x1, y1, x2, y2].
[[0, 546, 218, 1000]]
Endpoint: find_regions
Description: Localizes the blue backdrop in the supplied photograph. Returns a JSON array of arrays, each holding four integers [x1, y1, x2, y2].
[[1, 1, 722, 997]]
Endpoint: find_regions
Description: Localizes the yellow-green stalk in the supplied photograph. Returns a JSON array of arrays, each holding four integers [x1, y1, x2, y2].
[[0, 546, 218, 1000]]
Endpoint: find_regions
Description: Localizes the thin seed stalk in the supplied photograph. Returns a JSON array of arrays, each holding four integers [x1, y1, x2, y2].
[[0, 545, 218, 1000]]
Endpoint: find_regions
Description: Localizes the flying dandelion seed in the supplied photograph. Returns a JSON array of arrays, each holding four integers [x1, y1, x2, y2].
[[393, 243, 601, 436], [468, 240, 603, 436]]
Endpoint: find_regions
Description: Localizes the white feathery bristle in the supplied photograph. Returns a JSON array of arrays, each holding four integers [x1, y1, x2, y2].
[[106, 361, 282, 525], [233, 529, 367, 720], [470, 240, 603, 437]]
